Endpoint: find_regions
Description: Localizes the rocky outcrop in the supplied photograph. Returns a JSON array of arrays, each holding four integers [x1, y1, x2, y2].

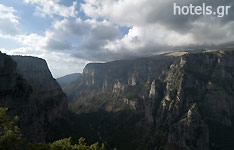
[[0, 52, 68, 142], [155, 50, 234, 150], [167, 104, 209, 150], [64, 49, 234, 150]]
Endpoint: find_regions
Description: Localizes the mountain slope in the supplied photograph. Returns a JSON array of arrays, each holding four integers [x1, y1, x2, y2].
[[57, 73, 81, 89], [0, 52, 68, 143], [12, 55, 68, 142], [64, 49, 234, 150], [0, 52, 35, 141]]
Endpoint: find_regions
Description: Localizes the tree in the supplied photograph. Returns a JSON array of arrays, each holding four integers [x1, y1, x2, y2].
[[0, 108, 25, 150], [30, 137, 106, 150]]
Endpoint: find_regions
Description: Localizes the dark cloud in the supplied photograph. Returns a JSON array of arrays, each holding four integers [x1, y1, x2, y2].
[[44, 38, 71, 50], [40, 18, 121, 60], [54, 19, 89, 36], [144, 0, 234, 35], [80, 23, 120, 50]]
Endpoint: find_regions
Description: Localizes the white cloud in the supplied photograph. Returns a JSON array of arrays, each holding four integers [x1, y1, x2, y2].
[[105, 24, 195, 52], [23, 0, 78, 18], [0, 4, 19, 35], [15, 34, 44, 48], [13, 28, 73, 51], [14, 18, 120, 52], [81, 0, 165, 26]]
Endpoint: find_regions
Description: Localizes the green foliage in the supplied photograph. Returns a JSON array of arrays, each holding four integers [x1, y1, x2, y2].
[[0, 107, 107, 150], [49, 138, 73, 150], [30, 137, 106, 150], [0, 108, 25, 150]]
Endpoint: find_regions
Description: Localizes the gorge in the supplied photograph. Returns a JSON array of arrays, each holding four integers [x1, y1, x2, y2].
[[1, 49, 234, 150]]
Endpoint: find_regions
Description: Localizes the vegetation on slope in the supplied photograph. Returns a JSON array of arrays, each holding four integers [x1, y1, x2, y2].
[[0, 107, 107, 150]]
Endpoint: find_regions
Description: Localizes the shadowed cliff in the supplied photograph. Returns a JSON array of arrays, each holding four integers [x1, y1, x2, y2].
[[0, 52, 68, 142]]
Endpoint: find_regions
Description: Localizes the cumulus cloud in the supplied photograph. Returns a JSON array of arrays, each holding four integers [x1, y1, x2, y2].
[[14, 18, 120, 60], [49, 19, 121, 61], [81, 0, 234, 54], [23, 0, 78, 18], [0, 4, 19, 35]]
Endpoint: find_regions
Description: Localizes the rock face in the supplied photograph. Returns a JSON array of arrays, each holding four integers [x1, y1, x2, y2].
[[0, 52, 34, 140], [157, 50, 234, 150], [0, 52, 68, 142], [64, 56, 176, 114], [64, 49, 234, 150]]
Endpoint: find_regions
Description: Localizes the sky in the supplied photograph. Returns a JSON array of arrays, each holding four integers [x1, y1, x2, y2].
[[0, 0, 234, 78]]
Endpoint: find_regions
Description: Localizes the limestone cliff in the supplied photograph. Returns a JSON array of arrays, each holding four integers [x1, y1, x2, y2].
[[64, 49, 234, 150], [156, 50, 234, 150], [64, 55, 177, 114]]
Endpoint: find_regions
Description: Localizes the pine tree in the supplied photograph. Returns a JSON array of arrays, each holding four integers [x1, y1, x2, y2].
[[0, 108, 25, 150]]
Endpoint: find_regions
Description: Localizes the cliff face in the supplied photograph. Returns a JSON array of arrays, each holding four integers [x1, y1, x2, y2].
[[64, 49, 234, 150], [12, 56, 68, 126], [157, 50, 234, 150], [64, 55, 177, 114], [0, 52, 34, 140], [0, 52, 68, 142]]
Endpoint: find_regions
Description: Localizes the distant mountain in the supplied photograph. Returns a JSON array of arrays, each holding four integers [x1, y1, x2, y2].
[[57, 73, 81, 88]]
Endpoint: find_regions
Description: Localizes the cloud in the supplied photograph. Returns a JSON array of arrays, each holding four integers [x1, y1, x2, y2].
[[0, 4, 19, 35], [13, 29, 72, 51], [23, 0, 78, 18], [81, 0, 234, 49], [58, 0, 232, 62], [14, 19, 121, 60], [49, 19, 121, 61], [81, 0, 234, 28], [2, 0, 234, 76]]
